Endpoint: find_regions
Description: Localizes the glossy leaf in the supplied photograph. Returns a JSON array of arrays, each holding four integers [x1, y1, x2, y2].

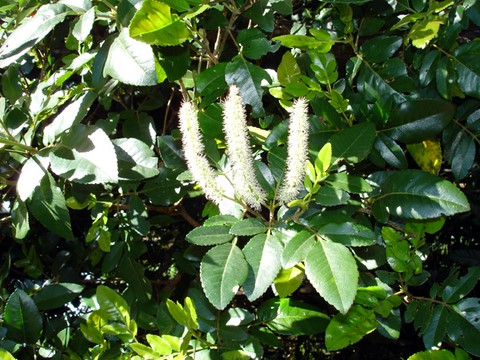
[[329, 122, 376, 163], [371, 170, 470, 222], [324, 173, 372, 193], [408, 350, 456, 360], [96, 285, 130, 323], [360, 36, 402, 63], [157, 135, 185, 170], [104, 28, 159, 86], [384, 99, 455, 143], [278, 51, 301, 86], [200, 243, 248, 310], [195, 62, 228, 104], [454, 41, 480, 99], [242, 233, 283, 301], [143, 167, 185, 206], [225, 55, 271, 117], [50, 125, 118, 184], [443, 123, 475, 180], [325, 305, 377, 351], [373, 134, 408, 169], [113, 138, 159, 181], [273, 264, 305, 298], [27, 171, 74, 240], [4, 289, 43, 344], [257, 297, 329, 335], [282, 230, 316, 268], [273, 29, 333, 52], [230, 218, 266, 236], [318, 222, 376, 247], [129, 0, 190, 46], [305, 240, 359, 314], [237, 29, 280, 60], [314, 186, 350, 206], [186, 225, 234, 246], [441, 267, 480, 303], [33, 283, 84, 310], [447, 300, 480, 356]]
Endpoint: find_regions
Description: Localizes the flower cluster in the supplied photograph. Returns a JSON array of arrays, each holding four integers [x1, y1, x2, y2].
[[178, 86, 310, 210]]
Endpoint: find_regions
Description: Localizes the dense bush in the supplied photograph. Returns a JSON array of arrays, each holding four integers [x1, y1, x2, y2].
[[0, 0, 479, 359]]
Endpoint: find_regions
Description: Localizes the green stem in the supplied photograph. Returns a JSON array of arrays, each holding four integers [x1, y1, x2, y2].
[[0, 138, 37, 154]]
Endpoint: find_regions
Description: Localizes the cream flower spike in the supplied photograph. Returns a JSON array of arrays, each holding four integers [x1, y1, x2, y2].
[[276, 98, 310, 204], [178, 101, 223, 205], [222, 85, 266, 210]]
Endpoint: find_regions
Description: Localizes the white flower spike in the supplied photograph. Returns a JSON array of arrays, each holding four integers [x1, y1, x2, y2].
[[277, 98, 310, 204], [222, 85, 266, 210], [178, 101, 223, 204]]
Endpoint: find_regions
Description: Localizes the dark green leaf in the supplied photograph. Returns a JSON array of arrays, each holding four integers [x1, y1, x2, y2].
[[257, 298, 329, 335], [119, 252, 152, 303], [11, 199, 29, 240], [157, 135, 185, 170], [454, 42, 480, 99], [422, 304, 448, 349], [113, 138, 159, 181], [243, 234, 283, 301], [324, 173, 373, 193], [318, 222, 376, 247], [447, 301, 480, 356], [195, 62, 228, 104], [443, 123, 475, 180], [128, 195, 150, 236], [372, 170, 470, 222], [33, 283, 84, 310], [314, 186, 350, 206], [360, 36, 402, 63], [143, 167, 186, 206], [329, 122, 376, 163], [237, 29, 280, 60], [157, 46, 190, 81], [305, 241, 359, 314], [200, 243, 249, 310], [383, 99, 455, 143], [4, 289, 43, 344], [373, 134, 408, 169], [225, 56, 271, 117], [441, 266, 480, 303]]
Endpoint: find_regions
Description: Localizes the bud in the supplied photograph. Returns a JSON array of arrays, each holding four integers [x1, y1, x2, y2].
[[222, 86, 266, 210], [178, 101, 223, 204], [276, 98, 310, 204]]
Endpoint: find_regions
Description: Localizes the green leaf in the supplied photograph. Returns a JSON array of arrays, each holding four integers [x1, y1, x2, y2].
[[204, 215, 240, 227], [33, 283, 84, 310], [96, 285, 130, 323], [230, 218, 266, 236], [27, 172, 74, 240], [443, 123, 475, 180], [325, 305, 377, 351], [4, 289, 43, 344], [257, 297, 329, 335], [129, 0, 190, 46], [128, 195, 150, 236], [357, 63, 404, 103], [314, 186, 350, 206], [360, 36, 402, 63], [113, 138, 159, 181], [157, 135, 185, 170], [282, 230, 316, 268], [374, 134, 408, 169], [447, 300, 480, 357], [305, 240, 359, 314], [130, 343, 161, 359], [11, 199, 30, 240], [278, 51, 301, 86], [315, 142, 332, 176], [43, 92, 97, 145], [195, 62, 228, 104], [324, 173, 373, 193], [408, 350, 456, 360], [329, 122, 376, 163], [200, 243, 248, 310], [225, 55, 271, 117], [104, 28, 160, 86], [119, 252, 152, 303], [143, 167, 186, 206], [0, 349, 15, 360], [147, 334, 173, 355], [242, 234, 283, 301], [50, 125, 118, 184], [383, 99, 455, 143], [422, 304, 448, 349], [273, 264, 305, 298], [0, 4, 69, 68], [17, 153, 50, 201], [318, 222, 376, 247], [186, 225, 234, 246], [454, 42, 480, 99], [1, 66, 23, 103], [237, 29, 280, 60], [73, 6, 95, 42], [371, 170, 470, 222], [310, 52, 338, 85], [273, 30, 333, 52], [441, 267, 480, 303]]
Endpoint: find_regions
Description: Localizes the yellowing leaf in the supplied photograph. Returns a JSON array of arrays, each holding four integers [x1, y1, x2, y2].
[[407, 139, 442, 175]]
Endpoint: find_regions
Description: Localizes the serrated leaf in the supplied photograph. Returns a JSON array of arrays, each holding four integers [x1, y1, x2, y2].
[[384, 99, 455, 143], [282, 230, 316, 268], [273, 264, 305, 298], [324, 173, 373, 193], [371, 170, 470, 222], [243, 234, 283, 301], [330, 122, 376, 163], [230, 218, 266, 236], [225, 55, 271, 117], [204, 215, 240, 227], [4, 289, 43, 344], [278, 51, 301, 86], [318, 222, 376, 247], [186, 225, 234, 246], [27, 172, 74, 240], [113, 138, 159, 180], [325, 305, 377, 351], [305, 241, 359, 314], [200, 243, 248, 310], [257, 297, 329, 335], [104, 28, 159, 86], [33, 283, 84, 310], [129, 0, 190, 46], [50, 125, 118, 184], [0, 4, 68, 68]]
